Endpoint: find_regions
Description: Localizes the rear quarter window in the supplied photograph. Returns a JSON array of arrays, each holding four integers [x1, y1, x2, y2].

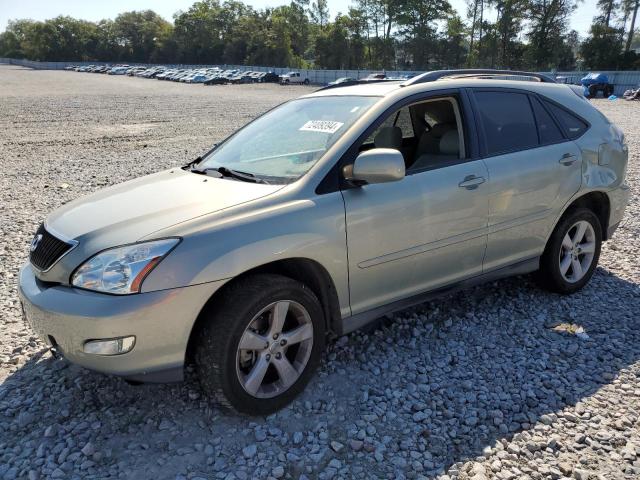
[[542, 100, 589, 139], [530, 97, 564, 144]]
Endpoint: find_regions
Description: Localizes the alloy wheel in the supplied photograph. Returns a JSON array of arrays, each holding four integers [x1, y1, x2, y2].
[[558, 220, 596, 283], [236, 300, 314, 398]]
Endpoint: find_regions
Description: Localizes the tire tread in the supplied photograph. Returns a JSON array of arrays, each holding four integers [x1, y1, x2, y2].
[[195, 274, 324, 414]]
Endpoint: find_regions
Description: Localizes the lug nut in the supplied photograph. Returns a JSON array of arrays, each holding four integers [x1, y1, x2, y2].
[[273, 333, 279, 340], [266, 354, 271, 361], [280, 339, 287, 346], [275, 352, 282, 360]]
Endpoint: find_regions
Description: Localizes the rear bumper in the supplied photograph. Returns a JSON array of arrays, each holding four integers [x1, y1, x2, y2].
[[606, 184, 630, 239], [18, 263, 225, 382]]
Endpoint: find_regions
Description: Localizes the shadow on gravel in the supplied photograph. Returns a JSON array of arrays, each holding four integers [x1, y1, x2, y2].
[[2, 267, 639, 478], [343, 267, 640, 474]]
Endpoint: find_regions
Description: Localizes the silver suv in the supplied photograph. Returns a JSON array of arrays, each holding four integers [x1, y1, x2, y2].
[[19, 70, 629, 414]]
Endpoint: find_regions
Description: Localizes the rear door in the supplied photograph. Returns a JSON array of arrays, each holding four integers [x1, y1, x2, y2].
[[470, 89, 583, 271]]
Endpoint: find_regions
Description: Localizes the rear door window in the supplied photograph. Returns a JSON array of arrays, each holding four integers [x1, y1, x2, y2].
[[530, 97, 564, 144], [541, 100, 589, 139], [474, 91, 538, 155]]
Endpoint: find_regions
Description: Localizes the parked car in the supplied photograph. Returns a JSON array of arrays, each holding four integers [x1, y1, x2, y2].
[[229, 72, 255, 84], [187, 73, 210, 84], [364, 72, 386, 80], [328, 77, 357, 86], [108, 66, 129, 75], [260, 71, 280, 83], [280, 71, 309, 85], [127, 67, 147, 76], [203, 76, 228, 86], [19, 69, 629, 414]]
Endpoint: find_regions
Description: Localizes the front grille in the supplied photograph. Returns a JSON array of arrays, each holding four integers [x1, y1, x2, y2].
[[29, 224, 74, 271]]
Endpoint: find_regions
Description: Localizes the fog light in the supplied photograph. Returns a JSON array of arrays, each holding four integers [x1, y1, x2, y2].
[[83, 336, 135, 355]]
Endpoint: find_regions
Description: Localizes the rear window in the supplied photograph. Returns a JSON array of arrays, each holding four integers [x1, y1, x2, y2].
[[530, 97, 564, 144], [474, 91, 538, 155], [542, 100, 589, 139]]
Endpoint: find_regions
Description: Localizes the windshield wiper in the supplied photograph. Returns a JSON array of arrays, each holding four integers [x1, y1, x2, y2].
[[184, 156, 203, 169], [190, 166, 269, 184], [190, 167, 223, 178], [217, 167, 269, 184]]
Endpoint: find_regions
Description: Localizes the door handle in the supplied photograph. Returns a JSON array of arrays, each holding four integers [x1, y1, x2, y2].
[[559, 153, 578, 166], [458, 175, 486, 190]]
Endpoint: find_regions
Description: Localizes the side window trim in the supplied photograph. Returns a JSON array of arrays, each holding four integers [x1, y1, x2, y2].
[[528, 94, 569, 146], [449, 97, 467, 159], [460, 88, 481, 160], [528, 95, 542, 145]]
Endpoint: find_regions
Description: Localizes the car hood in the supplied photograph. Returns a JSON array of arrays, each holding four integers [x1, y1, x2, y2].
[[46, 169, 283, 244]]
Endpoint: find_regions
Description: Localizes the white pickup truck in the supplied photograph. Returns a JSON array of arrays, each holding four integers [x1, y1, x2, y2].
[[280, 71, 310, 85]]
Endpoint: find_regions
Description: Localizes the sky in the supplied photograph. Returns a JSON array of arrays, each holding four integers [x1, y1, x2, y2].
[[0, 0, 599, 37]]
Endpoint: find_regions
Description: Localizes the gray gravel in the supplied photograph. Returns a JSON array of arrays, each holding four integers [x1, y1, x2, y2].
[[1, 65, 639, 480]]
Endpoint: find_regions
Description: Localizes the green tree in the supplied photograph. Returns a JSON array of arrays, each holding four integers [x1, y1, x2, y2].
[[172, 0, 227, 63], [397, 0, 452, 70], [525, 0, 577, 70], [309, 0, 330, 28], [494, 0, 527, 68], [581, 23, 625, 68], [113, 10, 173, 63]]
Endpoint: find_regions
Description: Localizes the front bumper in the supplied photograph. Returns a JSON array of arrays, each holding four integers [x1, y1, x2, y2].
[[18, 264, 225, 382]]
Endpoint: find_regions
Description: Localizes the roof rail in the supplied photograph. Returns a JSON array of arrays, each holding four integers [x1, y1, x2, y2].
[[402, 69, 557, 86], [316, 78, 401, 92]]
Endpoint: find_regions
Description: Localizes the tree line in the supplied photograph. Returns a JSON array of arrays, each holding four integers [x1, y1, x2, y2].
[[1, 0, 639, 71]]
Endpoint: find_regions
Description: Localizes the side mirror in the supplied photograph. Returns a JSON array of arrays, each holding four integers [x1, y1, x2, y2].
[[345, 148, 405, 185]]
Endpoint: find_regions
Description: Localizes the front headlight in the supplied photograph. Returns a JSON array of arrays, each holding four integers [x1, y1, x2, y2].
[[71, 238, 180, 295]]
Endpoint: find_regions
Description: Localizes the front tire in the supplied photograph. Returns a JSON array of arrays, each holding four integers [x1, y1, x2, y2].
[[536, 208, 602, 294], [195, 274, 325, 415]]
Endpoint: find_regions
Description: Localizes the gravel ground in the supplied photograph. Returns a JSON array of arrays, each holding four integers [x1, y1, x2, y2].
[[0, 65, 639, 480]]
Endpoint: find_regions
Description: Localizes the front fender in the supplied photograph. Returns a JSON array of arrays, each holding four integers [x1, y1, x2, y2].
[[140, 192, 350, 314]]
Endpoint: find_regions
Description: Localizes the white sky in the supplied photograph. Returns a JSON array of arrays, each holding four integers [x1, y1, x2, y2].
[[0, 0, 599, 38]]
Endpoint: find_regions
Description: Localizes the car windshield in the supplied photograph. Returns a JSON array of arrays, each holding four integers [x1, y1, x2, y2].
[[198, 96, 378, 183]]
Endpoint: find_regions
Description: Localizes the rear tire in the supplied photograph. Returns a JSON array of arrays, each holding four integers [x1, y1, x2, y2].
[[195, 274, 325, 415], [536, 208, 602, 294]]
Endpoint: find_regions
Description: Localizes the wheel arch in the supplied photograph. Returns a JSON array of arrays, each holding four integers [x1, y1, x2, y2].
[[185, 257, 342, 364], [557, 191, 611, 240]]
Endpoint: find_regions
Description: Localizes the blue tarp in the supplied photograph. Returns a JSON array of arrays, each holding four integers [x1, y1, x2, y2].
[[581, 73, 609, 85]]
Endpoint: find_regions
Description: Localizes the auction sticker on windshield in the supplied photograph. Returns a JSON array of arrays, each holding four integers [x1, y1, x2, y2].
[[299, 120, 344, 134]]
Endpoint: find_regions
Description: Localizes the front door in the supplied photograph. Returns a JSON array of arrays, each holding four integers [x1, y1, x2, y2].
[[341, 93, 489, 315]]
